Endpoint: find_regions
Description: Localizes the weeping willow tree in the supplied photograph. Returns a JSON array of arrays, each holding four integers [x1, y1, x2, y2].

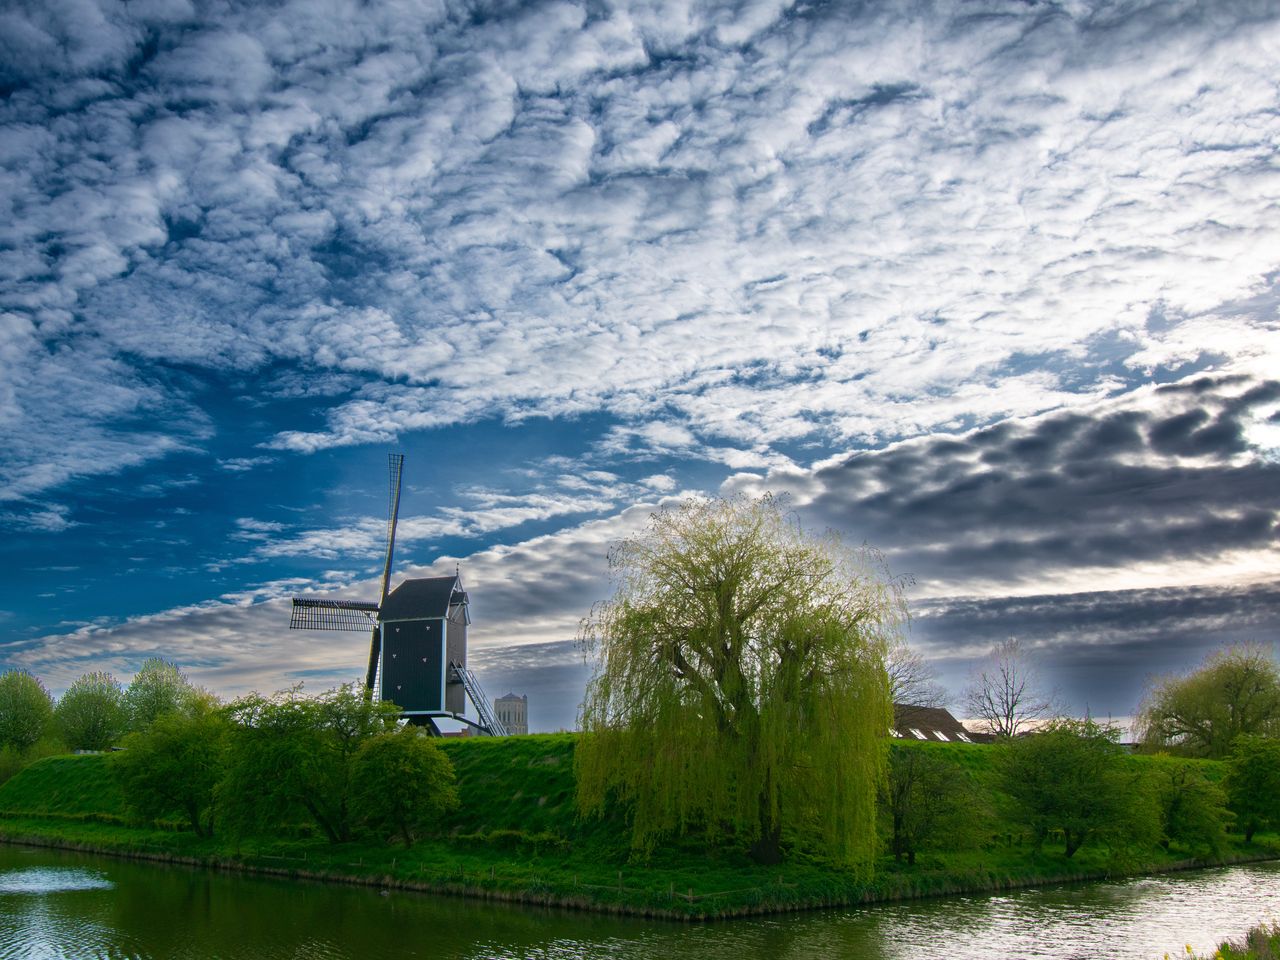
[[575, 495, 901, 869]]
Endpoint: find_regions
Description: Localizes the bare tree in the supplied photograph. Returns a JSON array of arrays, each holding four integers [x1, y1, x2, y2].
[[963, 637, 1054, 737], [886, 641, 949, 708]]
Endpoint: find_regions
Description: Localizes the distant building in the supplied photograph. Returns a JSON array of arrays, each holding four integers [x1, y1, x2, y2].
[[891, 703, 992, 744], [494, 692, 528, 735]]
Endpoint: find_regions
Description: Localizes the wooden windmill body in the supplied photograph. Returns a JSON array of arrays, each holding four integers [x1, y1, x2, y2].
[[288, 455, 507, 735]]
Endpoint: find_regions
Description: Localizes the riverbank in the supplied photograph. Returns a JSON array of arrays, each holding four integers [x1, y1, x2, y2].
[[0, 736, 1275, 920]]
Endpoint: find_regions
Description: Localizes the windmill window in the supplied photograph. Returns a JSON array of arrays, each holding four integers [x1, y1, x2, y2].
[[934, 731, 950, 741], [909, 728, 927, 740], [956, 732, 972, 743]]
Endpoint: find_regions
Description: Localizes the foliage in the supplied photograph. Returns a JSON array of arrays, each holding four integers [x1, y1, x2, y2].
[[0, 738, 1271, 921], [1195, 923, 1280, 960], [1148, 756, 1231, 858], [881, 743, 984, 865], [123, 658, 203, 732], [963, 638, 1054, 738], [0, 671, 55, 754], [55, 672, 125, 752], [1224, 735, 1280, 843], [1137, 644, 1280, 759], [113, 706, 229, 837], [996, 718, 1158, 857], [221, 684, 400, 844], [576, 495, 899, 868], [353, 728, 458, 846]]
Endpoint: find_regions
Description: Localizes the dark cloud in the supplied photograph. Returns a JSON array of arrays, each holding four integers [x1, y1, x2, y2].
[[911, 580, 1280, 718], [800, 375, 1280, 587]]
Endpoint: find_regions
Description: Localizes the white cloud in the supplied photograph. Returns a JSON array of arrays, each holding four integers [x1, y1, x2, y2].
[[1, 0, 1277, 508]]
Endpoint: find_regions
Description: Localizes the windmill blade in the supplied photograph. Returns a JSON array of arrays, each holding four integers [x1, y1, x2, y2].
[[366, 453, 405, 692], [378, 453, 405, 605], [290, 598, 380, 631]]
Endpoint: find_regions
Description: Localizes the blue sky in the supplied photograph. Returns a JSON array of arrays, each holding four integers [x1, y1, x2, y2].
[[1, 0, 1278, 732]]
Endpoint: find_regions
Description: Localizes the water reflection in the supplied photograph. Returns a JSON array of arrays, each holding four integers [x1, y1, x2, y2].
[[0, 845, 1276, 960], [0, 868, 112, 895]]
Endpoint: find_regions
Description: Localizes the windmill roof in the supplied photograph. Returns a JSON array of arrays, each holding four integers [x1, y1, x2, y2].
[[379, 575, 464, 621]]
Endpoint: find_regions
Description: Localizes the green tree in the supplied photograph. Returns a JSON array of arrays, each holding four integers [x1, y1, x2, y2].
[[881, 743, 984, 865], [353, 728, 458, 847], [1136, 643, 1280, 759], [113, 706, 229, 837], [1224, 735, 1280, 843], [123, 658, 201, 731], [222, 684, 400, 844], [576, 495, 900, 868], [55, 671, 125, 751], [998, 718, 1157, 858], [1149, 757, 1230, 858], [0, 671, 54, 753]]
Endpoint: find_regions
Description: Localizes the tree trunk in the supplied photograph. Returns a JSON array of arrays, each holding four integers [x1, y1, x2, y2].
[[750, 827, 783, 865], [1064, 830, 1081, 858], [749, 764, 783, 864]]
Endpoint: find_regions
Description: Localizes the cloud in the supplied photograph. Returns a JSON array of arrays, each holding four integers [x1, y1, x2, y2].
[[718, 372, 1280, 596], [9, 370, 1279, 727], [1, 0, 1277, 509], [247, 469, 657, 560], [909, 580, 1280, 716], [7, 502, 655, 728]]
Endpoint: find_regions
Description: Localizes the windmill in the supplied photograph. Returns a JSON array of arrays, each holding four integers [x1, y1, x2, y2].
[[288, 454, 508, 736]]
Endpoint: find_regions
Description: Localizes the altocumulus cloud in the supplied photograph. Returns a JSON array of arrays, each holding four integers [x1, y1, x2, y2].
[[2, 0, 1279, 519]]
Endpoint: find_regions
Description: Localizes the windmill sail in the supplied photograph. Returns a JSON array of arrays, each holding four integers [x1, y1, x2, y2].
[[365, 453, 405, 692], [289, 598, 380, 630]]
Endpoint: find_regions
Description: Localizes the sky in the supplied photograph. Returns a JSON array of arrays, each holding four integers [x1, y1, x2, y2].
[[1, 0, 1277, 733]]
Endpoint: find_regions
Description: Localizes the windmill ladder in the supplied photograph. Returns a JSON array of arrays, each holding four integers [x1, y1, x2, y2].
[[450, 661, 509, 737]]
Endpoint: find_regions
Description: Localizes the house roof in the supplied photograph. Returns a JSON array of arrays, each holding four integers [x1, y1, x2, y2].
[[891, 703, 992, 744], [379, 575, 466, 621]]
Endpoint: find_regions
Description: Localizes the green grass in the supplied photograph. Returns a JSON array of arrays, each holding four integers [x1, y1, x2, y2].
[[0, 753, 128, 823], [0, 737, 1275, 919]]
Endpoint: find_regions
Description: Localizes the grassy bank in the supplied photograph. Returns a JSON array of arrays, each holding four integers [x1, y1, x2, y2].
[[0, 736, 1274, 919]]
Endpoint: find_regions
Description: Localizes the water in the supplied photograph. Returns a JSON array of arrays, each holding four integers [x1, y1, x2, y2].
[[0, 845, 1276, 959]]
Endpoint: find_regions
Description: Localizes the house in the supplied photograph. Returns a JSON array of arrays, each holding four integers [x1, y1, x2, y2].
[[891, 704, 992, 744]]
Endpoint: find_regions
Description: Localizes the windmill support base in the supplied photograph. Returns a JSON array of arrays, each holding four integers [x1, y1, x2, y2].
[[399, 711, 501, 736]]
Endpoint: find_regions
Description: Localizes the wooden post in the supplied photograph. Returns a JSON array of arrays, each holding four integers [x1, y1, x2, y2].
[[617, 871, 623, 892]]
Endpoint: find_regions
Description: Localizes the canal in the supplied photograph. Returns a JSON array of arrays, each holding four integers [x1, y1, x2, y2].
[[0, 846, 1276, 959]]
